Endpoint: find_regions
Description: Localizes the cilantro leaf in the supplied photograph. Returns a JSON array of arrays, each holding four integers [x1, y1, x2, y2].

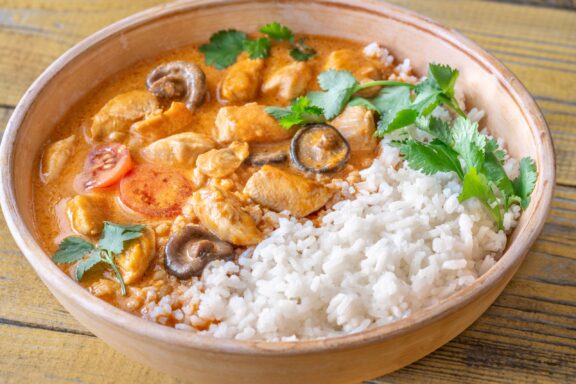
[[265, 106, 293, 120], [53, 237, 95, 264], [99, 222, 145, 255], [483, 152, 515, 209], [317, 69, 357, 90], [411, 63, 464, 118], [400, 139, 464, 179], [348, 97, 379, 112], [260, 22, 294, 41], [369, 86, 412, 112], [290, 45, 317, 61], [307, 70, 358, 119], [377, 109, 418, 136], [485, 138, 506, 162], [370, 86, 416, 135], [429, 64, 459, 96], [243, 37, 271, 59], [75, 251, 103, 281], [451, 117, 486, 171], [412, 81, 443, 116], [265, 96, 325, 129], [416, 116, 453, 145], [459, 167, 503, 228], [199, 29, 247, 69], [306, 69, 416, 123], [513, 157, 537, 209]]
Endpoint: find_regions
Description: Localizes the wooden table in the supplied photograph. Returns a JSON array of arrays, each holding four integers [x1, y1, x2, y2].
[[0, 0, 574, 383]]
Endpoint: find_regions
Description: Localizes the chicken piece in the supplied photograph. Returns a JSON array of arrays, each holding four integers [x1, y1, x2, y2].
[[41, 135, 75, 183], [116, 228, 156, 285], [129, 101, 195, 149], [66, 194, 107, 237], [325, 49, 380, 83], [196, 141, 249, 178], [214, 103, 293, 143], [91, 90, 159, 142], [243, 165, 333, 217], [219, 58, 264, 104], [262, 62, 312, 101], [141, 132, 216, 167], [324, 49, 382, 97], [89, 279, 118, 299], [191, 186, 263, 246], [330, 106, 377, 152]]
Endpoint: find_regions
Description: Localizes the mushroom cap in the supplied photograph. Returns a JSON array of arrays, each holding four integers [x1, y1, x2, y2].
[[164, 225, 233, 279], [290, 124, 351, 173], [146, 61, 207, 112]]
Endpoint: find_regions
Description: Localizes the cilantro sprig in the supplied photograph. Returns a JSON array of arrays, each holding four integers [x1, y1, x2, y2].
[[265, 96, 325, 129], [259, 22, 294, 41], [199, 30, 248, 70], [265, 69, 414, 125], [53, 222, 145, 295], [199, 22, 316, 69], [290, 38, 317, 62], [307, 70, 415, 120], [303, 64, 465, 130], [396, 116, 537, 228]]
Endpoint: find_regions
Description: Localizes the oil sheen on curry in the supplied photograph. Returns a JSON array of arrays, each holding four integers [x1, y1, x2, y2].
[[34, 31, 382, 312]]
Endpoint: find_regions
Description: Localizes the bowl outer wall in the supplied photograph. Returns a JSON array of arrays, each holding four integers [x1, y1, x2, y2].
[[0, 0, 555, 382]]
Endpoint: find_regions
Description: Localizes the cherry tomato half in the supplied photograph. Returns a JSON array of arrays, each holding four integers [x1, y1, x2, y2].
[[82, 143, 133, 190], [119, 164, 192, 218]]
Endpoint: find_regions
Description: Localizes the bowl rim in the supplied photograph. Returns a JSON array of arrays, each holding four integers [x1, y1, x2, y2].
[[0, 0, 555, 356]]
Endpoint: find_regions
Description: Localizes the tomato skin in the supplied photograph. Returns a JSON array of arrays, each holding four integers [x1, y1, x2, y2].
[[119, 164, 192, 218], [82, 144, 133, 190]]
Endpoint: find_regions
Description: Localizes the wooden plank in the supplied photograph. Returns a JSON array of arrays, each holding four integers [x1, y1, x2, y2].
[[0, 324, 180, 384], [0, 106, 13, 134]]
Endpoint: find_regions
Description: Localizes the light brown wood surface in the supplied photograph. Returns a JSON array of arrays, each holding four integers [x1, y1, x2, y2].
[[0, 0, 574, 383]]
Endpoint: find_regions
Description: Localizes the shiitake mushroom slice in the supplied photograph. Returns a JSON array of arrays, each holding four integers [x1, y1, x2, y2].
[[164, 225, 233, 279], [290, 124, 350, 173], [146, 61, 207, 112]]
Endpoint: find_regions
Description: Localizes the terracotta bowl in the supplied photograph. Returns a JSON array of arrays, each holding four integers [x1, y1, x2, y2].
[[0, 0, 555, 383]]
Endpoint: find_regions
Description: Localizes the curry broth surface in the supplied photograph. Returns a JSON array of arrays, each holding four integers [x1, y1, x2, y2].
[[33, 35, 376, 312]]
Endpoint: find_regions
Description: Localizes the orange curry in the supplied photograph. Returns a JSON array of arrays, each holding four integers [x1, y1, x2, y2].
[[33, 34, 397, 314]]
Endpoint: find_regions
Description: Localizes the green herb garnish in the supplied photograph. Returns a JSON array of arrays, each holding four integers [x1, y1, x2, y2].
[[53, 222, 145, 295], [200, 22, 315, 69], [265, 96, 325, 129], [344, 63, 466, 135], [290, 38, 317, 61], [259, 22, 294, 41], [397, 116, 537, 229], [242, 37, 271, 60], [514, 157, 538, 209], [306, 70, 415, 120], [199, 29, 248, 69]]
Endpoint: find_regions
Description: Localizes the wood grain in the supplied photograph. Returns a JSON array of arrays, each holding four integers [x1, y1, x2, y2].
[[0, 0, 573, 383]]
